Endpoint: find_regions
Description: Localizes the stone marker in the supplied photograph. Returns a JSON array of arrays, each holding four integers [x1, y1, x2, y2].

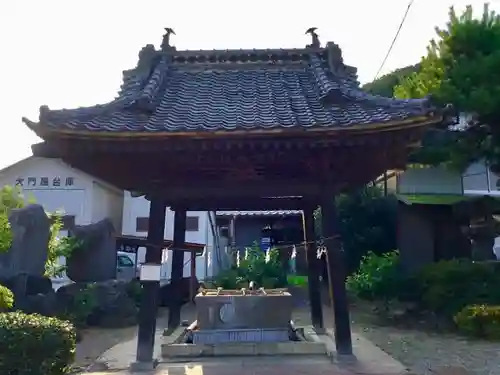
[[0, 204, 50, 278], [67, 218, 116, 282]]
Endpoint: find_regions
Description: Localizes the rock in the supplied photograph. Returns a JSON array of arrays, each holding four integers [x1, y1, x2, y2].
[[0, 273, 54, 314], [56, 279, 138, 328], [0, 204, 50, 277], [0, 273, 53, 297], [159, 277, 199, 307], [96, 293, 138, 328], [66, 219, 116, 282], [16, 290, 59, 316]]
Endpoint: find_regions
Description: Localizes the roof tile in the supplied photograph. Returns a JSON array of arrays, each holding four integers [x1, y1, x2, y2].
[[28, 44, 437, 134]]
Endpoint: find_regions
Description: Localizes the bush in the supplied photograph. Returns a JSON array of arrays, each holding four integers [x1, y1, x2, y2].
[[346, 250, 407, 300], [0, 285, 13, 311], [126, 279, 143, 307], [59, 283, 99, 327], [213, 245, 287, 289], [454, 304, 500, 339], [418, 260, 500, 316], [0, 312, 76, 375]]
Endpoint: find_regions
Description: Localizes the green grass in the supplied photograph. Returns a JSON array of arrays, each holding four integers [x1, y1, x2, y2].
[[287, 275, 308, 287], [397, 194, 469, 206]]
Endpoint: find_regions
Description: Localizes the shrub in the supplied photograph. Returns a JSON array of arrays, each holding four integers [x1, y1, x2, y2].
[[346, 250, 407, 300], [418, 260, 500, 315], [454, 304, 500, 339], [0, 285, 13, 311], [58, 283, 99, 327], [0, 312, 76, 375], [213, 245, 287, 289], [126, 279, 143, 307]]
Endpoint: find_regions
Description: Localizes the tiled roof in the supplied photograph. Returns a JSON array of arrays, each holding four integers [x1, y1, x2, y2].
[[216, 210, 302, 217], [24, 40, 438, 135]]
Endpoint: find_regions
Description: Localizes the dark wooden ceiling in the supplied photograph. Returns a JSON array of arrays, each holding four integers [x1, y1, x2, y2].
[[32, 126, 423, 205]]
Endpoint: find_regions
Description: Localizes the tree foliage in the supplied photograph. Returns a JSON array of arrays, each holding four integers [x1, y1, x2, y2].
[[362, 64, 420, 97], [395, 4, 500, 171], [0, 186, 30, 253], [315, 185, 398, 273]]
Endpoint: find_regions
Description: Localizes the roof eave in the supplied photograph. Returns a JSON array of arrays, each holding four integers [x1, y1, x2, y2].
[[22, 114, 444, 141]]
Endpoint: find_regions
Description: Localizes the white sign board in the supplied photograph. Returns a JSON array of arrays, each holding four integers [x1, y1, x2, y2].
[[140, 264, 162, 281]]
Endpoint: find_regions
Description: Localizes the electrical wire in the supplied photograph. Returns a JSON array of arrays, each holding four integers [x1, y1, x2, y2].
[[373, 0, 415, 81]]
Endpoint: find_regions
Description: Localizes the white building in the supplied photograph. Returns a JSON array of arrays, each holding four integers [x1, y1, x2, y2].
[[122, 192, 218, 280], [0, 156, 123, 233], [0, 156, 221, 281]]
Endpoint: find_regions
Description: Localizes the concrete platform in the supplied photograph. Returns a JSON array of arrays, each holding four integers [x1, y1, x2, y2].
[[161, 325, 329, 358]]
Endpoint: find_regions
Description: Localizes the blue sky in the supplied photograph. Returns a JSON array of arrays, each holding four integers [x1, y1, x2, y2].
[[0, 0, 496, 169]]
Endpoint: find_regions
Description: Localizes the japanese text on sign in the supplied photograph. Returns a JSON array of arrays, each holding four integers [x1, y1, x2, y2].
[[15, 176, 75, 188]]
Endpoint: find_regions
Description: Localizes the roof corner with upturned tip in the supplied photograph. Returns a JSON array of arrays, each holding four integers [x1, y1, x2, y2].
[[23, 28, 443, 138]]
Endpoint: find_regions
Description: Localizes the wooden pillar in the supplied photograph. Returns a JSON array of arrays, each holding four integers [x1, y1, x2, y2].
[[168, 208, 187, 329], [321, 195, 353, 355], [302, 205, 324, 331], [135, 198, 167, 365], [190, 250, 197, 302]]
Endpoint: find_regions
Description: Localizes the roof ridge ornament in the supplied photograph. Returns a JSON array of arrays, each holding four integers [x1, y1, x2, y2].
[[161, 27, 176, 51], [137, 44, 157, 70], [305, 27, 320, 48]]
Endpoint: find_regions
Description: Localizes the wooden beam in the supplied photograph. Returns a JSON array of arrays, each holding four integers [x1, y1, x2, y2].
[[155, 183, 323, 201], [167, 197, 306, 211]]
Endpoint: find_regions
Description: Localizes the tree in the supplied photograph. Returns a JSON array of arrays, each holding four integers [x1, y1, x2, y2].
[[0, 186, 28, 253], [315, 185, 398, 273], [395, 3, 500, 171], [362, 64, 420, 97]]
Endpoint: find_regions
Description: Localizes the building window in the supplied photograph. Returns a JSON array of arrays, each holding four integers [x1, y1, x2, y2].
[[136, 217, 149, 232], [186, 216, 199, 232]]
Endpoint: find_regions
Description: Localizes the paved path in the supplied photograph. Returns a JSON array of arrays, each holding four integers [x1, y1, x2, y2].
[[82, 302, 407, 375], [86, 356, 404, 375]]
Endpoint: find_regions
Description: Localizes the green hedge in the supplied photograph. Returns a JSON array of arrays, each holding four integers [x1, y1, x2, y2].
[[454, 304, 500, 339], [346, 250, 412, 300], [0, 312, 76, 375], [418, 260, 500, 315], [348, 253, 500, 318], [0, 285, 13, 311]]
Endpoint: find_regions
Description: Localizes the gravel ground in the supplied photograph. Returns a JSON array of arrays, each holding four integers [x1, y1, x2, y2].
[[357, 324, 500, 375], [294, 289, 500, 375], [345, 299, 500, 375]]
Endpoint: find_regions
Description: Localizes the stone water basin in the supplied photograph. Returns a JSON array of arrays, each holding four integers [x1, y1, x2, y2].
[[195, 288, 293, 330], [162, 288, 329, 357]]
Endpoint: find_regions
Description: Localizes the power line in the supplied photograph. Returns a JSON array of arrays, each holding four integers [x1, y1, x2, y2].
[[373, 0, 415, 81]]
